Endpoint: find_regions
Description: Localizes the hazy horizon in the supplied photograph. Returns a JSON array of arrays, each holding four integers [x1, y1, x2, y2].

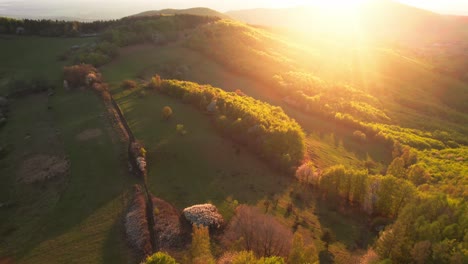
[[0, 0, 467, 20]]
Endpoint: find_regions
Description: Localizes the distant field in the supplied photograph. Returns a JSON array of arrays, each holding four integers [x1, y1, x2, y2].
[[0, 36, 93, 89], [0, 37, 135, 263]]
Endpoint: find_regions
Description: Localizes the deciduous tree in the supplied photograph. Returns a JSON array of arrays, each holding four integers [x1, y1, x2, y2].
[[190, 225, 214, 264]]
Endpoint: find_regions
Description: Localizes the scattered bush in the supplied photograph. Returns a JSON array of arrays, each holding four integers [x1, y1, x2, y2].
[[162, 106, 173, 120], [353, 130, 367, 142], [122, 79, 137, 90], [176, 124, 187, 135], [148, 74, 162, 90], [63, 64, 98, 88], [295, 161, 319, 186]]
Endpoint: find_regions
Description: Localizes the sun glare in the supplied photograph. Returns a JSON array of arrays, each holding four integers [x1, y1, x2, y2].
[[312, 0, 370, 9], [299, 0, 370, 35]]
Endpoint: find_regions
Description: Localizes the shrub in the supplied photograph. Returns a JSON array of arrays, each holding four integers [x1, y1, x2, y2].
[[162, 106, 173, 120], [144, 252, 178, 264], [223, 205, 292, 257], [63, 64, 98, 88], [176, 124, 187, 135], [353, 130, 367, 142], [295, 161, 318, 186], [190, 225, 215, 264], [122, 79, 137, 90], [148, 74, 162, 90]]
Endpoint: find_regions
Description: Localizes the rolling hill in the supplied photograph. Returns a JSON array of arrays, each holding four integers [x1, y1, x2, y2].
[[1, 3, 467, 264]]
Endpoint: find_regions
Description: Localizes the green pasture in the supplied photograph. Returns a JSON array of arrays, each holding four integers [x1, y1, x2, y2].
[[0, 36, 94, 91], [0, 36, 134, 264]]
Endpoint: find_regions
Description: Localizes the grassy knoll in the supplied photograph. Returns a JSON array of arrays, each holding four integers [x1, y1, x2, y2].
[[0, 36, 135, 263]]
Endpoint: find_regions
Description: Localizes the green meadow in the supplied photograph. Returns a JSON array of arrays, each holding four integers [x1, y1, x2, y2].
[[0, 36, 136, 263]]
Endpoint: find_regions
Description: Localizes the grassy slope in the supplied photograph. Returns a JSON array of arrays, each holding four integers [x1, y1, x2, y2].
[[103, 56, 377, 262], [188, 19, 468, 139], [101, 43, 379, 169], [0, 37, 135, 263], [111, 86, 291, 208]]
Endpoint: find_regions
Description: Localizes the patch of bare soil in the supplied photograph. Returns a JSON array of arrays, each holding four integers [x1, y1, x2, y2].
[[76, 128, 102, 141], [18, 154, 69, 183]]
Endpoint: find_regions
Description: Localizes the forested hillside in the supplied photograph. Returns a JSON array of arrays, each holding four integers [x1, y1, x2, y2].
[[1, 3, 467, 264]]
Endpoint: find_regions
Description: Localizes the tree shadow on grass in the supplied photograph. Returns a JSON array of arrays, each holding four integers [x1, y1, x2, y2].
[[319, 250, 336, 264], [102, 201, 136, 264], [312, 194, 377, 251]]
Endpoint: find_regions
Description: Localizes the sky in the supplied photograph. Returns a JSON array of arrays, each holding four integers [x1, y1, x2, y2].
[[0, 0, 467, 19]]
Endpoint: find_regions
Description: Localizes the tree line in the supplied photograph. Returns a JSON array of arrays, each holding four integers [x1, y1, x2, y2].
[[0, 15, 218, 37], [151, 79, 306, 171]]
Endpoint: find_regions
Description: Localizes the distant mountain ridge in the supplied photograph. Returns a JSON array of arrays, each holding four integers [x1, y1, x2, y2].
[[225, 0, 468, 46], [132, 7, 230, 19], [0, 14, 96, 22]]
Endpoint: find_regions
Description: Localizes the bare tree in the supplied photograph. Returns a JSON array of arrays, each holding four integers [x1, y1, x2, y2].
[[223, 205, 292, 257]]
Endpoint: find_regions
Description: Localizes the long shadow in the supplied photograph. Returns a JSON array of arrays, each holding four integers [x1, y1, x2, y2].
[[315, 197, 377, 251], [289, 185, 376, 252], [102, 195, 135, 264]]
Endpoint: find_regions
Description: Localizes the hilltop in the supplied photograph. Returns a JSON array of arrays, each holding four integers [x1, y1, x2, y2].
[[132, 7, 230, 19]]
